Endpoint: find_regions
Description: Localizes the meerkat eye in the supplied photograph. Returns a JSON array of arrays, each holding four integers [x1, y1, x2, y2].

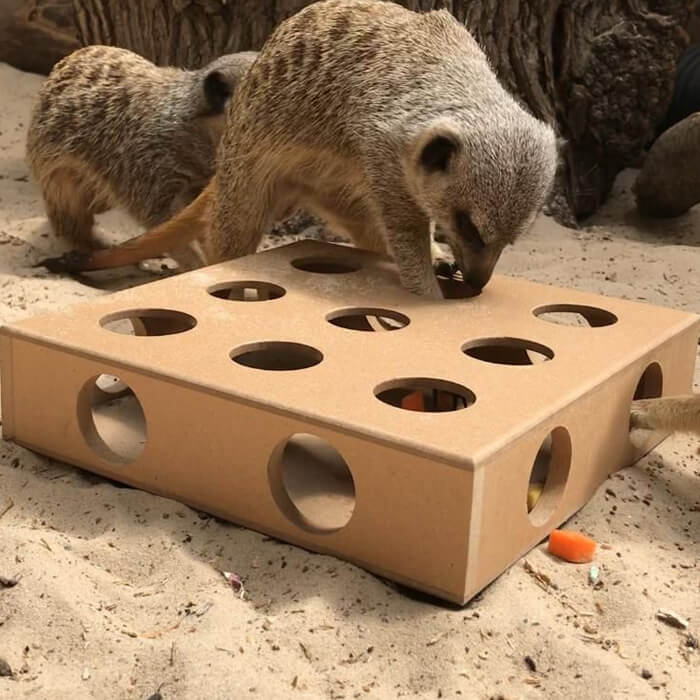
[[455, 210, 485, 250]]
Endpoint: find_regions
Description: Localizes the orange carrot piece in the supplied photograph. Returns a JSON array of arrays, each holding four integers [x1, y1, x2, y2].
[[547, 529, 596, 563], [401, 391, 424, 411]]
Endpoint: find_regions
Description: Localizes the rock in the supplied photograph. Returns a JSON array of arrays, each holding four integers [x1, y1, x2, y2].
[[633, 113, 700, 218], [0, 657, 12, 677]]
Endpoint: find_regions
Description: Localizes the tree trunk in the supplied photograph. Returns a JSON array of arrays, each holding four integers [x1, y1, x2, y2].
[[70, 0, 693, 225], [0, 0, 79, 75]]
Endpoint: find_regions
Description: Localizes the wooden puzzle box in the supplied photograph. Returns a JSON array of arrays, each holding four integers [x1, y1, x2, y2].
[[1, 240, 698, 604]]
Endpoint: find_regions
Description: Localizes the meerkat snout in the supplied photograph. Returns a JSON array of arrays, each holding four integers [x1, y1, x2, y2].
[[409, 116, 558, 290]]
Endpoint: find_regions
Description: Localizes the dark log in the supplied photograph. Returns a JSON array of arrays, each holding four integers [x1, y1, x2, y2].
[[69, 0, 694, 224], [0, 0, 79, 75]]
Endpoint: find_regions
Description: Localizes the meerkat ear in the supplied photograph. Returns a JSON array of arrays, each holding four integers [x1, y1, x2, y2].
[[418, 130, 461, 173], [202, 70, 233, 114]]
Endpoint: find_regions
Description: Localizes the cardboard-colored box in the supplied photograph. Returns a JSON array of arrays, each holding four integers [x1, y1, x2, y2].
[[1, 240, 698, 604]]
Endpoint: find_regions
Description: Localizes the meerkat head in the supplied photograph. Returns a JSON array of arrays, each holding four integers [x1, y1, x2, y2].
[[407, 114, 558, 292], [197, 51, 258, 117]]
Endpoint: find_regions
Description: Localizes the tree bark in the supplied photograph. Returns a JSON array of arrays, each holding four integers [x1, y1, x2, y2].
[[0, 0, 79, 75], [69, 0, 694, 224]]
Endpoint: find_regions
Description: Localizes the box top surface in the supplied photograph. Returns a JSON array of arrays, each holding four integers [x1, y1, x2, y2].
[[3, 241, 698, 467]]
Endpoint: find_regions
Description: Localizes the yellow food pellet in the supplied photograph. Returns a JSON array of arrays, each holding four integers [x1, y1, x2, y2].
[[527, 483, 544, 512]]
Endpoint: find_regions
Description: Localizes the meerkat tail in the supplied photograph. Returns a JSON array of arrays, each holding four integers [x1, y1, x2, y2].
[[630, 394, 700, 435], [37, 179, 216, 273]]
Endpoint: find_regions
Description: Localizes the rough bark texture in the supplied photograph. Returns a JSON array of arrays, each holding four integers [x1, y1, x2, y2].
[[0, 0, 79, 75], [690, 0, 700, 41], [16, 0, 699, 223]]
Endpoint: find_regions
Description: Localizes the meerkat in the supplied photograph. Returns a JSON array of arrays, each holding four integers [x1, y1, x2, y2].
[[27, 44, 258, 263], [630, 394, 700, 435], [39, 0, 558, 298]]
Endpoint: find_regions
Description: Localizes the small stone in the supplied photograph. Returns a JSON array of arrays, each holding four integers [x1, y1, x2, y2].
[[0, 658, 12, 677], [81, 668, 90, 681], [641, 669, 652, 680], [656, 608, 689, 629]]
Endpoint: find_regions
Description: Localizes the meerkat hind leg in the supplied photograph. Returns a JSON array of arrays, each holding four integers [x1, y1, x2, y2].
[[41, 167, 100, 250], [205, 172, 282, 263]]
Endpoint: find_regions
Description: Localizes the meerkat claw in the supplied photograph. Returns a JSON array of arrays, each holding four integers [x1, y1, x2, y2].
[[36, 250, 92, 273], [434, 260, 455, 279]]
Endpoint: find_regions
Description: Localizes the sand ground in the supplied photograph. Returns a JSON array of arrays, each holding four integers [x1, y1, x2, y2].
[[0, 62, 698, 700]]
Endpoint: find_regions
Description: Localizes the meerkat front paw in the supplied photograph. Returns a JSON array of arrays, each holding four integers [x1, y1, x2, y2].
[[35, 249, 92, 274], [431, 237, 454, 272], [629, 401, 654, 431]]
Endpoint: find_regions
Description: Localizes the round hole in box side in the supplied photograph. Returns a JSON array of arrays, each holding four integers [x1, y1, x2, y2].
[[291, 256, 360, 274], [527, 427, 572, 527], [78, 374, 147, 464], [231, 341, 323, 371], [208, 281, 286, 302], [374, 378, 476, 413], [268, 433, 356, 533], [100, 309, 196, 336], [94, 373, 131, 398], [462, 337, 554, 365], [632, 362, 663, 401], [629, 362, 665, 445], [533, 304, 618, 328], [326, 307, 410, 332]]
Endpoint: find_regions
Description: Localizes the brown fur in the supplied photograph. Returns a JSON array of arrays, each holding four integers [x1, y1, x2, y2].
[[41, 1, 558, 296], [26, 45, 257, 258], [630, 394, 700, 435]]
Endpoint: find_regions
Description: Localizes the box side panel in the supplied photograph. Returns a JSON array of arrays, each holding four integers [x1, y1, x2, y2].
[[7, 339, 472, 603], [466, 324, 698, 602], [0, 334, 15, 440]]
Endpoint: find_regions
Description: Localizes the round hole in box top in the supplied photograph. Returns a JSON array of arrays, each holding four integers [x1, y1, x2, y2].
[[231, 341, 323, 371], [463, 337, 554, 365], [326, 307, 410, 332], [78, 374, 147, 464], [436, 271, 483, 300], [374, 378, 476, 413], [208, 281, 286, 302], [527, 427, 572, 527], [100, 309, 196, 336], [533, 304, 617, 328], [268, 433, 355, 533], [291, 256, 360, 274]]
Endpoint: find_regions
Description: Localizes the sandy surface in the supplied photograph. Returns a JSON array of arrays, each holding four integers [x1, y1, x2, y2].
[[0, 61, 698, 700]]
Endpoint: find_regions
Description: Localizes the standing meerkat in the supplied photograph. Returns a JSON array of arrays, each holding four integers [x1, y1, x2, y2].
[[27, 45, 258, 259], [39, 0, 558, 297]]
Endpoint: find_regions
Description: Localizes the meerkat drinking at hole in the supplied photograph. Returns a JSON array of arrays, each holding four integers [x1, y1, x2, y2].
[[27, 45, 258, 265], [39, 0, 558, 298]]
